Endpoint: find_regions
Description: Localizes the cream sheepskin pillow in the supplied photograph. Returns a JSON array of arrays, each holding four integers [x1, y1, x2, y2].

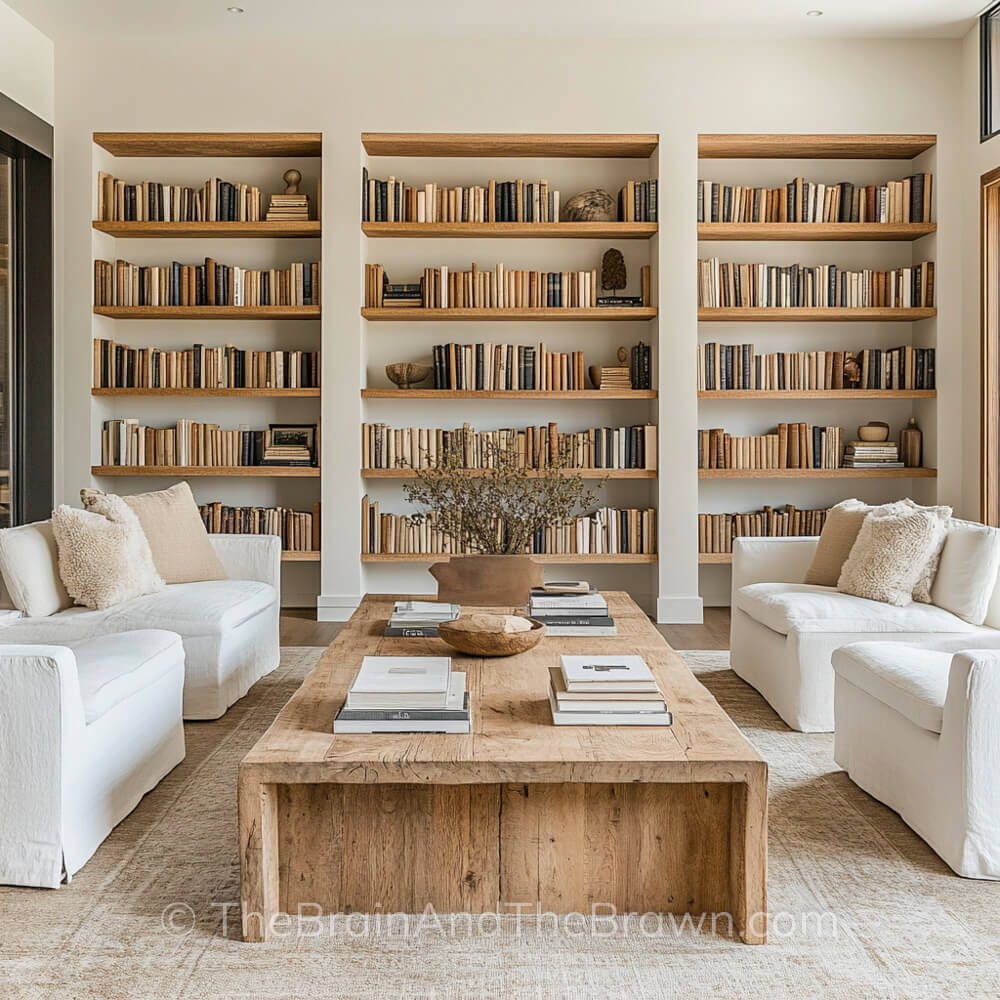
[[901, 499, 953, 603], [51, 494, 164, 609], [837, 502, 946, 607]]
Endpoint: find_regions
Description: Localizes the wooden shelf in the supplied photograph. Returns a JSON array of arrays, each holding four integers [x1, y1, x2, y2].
[[362, 468, 656, 479], [361, 133, 658, 158], [698, 134, 936, 160], [697, 222, 935, 242], [699, 468, 937, 480], [93, 132, 322, 157], [281, 551, 320, 562], [362, 307, 656, 322], [698, 389, 935, 400], [362, 553, 656, 564], [698, 307, 935, 323], [361, 389, 656, 400], [93, 221, 320, 239], [92, 387, 320, 398], [361, 222, 656, 239], [94, 306, 320, 320], [91, 466, 320, 477], [699, 553, 732, 564]]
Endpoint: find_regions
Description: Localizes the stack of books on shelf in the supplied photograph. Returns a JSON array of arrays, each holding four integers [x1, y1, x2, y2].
[[266, 192, 309, 221], [842, 440, 903, 469], [529, 584, 615, 637], [595, 366, 631, 391], [699, 505, 829, 555], [618, 179, 657, 222], [697, 173, 933, 224], [362, 169, 560, 223], [381, 283, 423, 308], [198, 502, 320, 553], [697, 258, 934, 308], [548, 655, 670, 726], [94, 258, 320, 307], [697, 344, 935, 391], [698, 424, 843, 470], [384, 601, 460, 637], [93, 339, 319, 390], [431, 342, 585, 391], [97, 173, 267, 222], [361, 498, 656, 556], [334, 656, 470, 734], [362, 422, 656, 471]]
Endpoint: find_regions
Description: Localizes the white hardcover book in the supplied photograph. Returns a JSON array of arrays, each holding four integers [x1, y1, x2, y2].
[[543, 625, 617, 637], [548, 689, 670, 727], [528, 604, 608, 617], [559, 655, 656, 693], [334, 719, 470, 734], [346, 656, 452, 709], [529, 594, 607, 609], [550, 670, 661, 711]]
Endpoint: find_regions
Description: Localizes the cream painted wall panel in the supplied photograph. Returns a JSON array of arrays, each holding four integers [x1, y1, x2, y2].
[[0, 0, 53, 122]]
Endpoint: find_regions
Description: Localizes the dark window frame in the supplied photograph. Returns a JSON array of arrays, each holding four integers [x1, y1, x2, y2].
[[982, 2, 1000, 142]]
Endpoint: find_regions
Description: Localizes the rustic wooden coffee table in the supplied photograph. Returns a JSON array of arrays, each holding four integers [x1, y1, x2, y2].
[[239, 592, 767, 943]]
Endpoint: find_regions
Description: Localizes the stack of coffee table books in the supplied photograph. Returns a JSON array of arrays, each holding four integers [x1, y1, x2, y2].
[[528, 583, 615, 636], [548, 655, 671, 726], [383, 601, 460, 637], [334, 656, 470, 733]]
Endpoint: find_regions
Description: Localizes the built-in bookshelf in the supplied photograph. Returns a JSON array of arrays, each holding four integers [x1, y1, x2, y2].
[[697, 133, 939, 581], [360, 132, 660, 590], [91, 132, 323, 602]]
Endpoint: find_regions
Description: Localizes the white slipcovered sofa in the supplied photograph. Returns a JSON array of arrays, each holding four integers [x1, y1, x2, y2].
[[0, 629, 185, 887], [833, 636, 1000, 879], [0, 522, 281, 719], [730, 535, 998, 732]]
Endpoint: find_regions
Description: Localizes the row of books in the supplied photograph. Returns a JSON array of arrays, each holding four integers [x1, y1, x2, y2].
[[94, 258, 321, 308], [698, 424, 844, 470], [198, 502, 320, 552], [101, 420, 318, 468], [361, 497, 656, 555], [430, 343, 585, 392], [361, 422, 657, 471], [529, 584, 615, 637], [698, 506, 829, 554], [96, 173, 269, 222], [618, 179, 657, 222], [361, 169, 561, 224], [697, 344, 936, 391], [697, 174, 933, 224], [335, 655, 469, 734], [549, 655, 669, 726], [92, 339, 320, 390], [697, 259, 935, 309]]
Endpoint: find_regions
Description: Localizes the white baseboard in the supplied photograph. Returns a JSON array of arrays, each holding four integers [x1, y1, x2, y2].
[[656, 595, 704, 624], [316, 593, 363, 622]]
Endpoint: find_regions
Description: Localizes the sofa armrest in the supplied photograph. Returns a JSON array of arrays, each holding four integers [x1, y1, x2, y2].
[[209, 534, 281, 593], [731, 536, 819, 594], [0, 645, 84, 887]]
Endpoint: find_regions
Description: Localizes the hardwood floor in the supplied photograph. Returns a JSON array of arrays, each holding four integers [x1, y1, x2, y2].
[[280, 606, 731, 649]]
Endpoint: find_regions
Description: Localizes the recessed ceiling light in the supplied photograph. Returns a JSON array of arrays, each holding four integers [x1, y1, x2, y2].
[[226, 5, 245, 12], [806, 9, 823, 15]]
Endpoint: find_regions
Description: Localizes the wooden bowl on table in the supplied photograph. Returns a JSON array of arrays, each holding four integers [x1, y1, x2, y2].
[[437, 616, 546, 657]]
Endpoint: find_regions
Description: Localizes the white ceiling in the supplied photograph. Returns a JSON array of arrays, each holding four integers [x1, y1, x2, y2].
[[4, 0, 984, 42]]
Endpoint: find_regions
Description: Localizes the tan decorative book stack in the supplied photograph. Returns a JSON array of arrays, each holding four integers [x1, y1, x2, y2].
[[267, 169, 310, 222], [590, 346, 633, 391]]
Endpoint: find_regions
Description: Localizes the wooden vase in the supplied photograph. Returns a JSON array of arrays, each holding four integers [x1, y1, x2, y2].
[[429, 555, 544, 607], [900, 417, 923, 468]]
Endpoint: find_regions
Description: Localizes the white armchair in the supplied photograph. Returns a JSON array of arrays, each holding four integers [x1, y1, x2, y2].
[[0, 631, 185, 887], [833, 637, 1000, 879]]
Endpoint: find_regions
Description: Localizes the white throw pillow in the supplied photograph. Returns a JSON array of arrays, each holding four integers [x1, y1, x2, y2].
[[930, 519, 1000, 625], [837, 503, 945, 607], [902, 499, 953, 603], [51, 495, 164, 610], [0, 520, 72, 618]]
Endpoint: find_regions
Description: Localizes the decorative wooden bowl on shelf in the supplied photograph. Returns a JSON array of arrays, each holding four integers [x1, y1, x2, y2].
[[437, 615, 545, 658], [385, 362, 432, 389]]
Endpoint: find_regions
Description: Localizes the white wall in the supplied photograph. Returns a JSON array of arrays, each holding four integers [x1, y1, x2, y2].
[[52, 34, 964, 617], [0, 0, 53, 123]]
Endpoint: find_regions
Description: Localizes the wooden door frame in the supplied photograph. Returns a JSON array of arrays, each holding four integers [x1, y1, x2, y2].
[[982, 166, 1000, 526]]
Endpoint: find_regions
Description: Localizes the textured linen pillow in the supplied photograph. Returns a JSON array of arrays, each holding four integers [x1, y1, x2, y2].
[[803, 499, 871, 586], [930, 519, 1000, 625], [902, 499, 953, 603], [0, 520, 72, 617], [81, 481, 226, 585], [51, 494, 164, 610], [837, 503, 944, 607]]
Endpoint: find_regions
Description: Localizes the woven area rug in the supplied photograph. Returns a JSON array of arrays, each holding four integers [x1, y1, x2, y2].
[[2, 646, 999, 1000]]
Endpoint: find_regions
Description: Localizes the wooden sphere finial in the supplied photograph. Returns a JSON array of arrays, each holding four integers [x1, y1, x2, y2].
[[283, 169, 302, 194]]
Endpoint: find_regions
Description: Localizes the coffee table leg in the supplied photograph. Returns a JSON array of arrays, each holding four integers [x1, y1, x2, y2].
[[238, 771, 280, 942], [730, 765, 768, 944]]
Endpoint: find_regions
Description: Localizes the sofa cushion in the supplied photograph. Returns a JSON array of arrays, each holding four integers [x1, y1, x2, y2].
[[0, 521, 72, 618], [69, 629, 184, 725], [931, 519, 1000, 625], [832, 642, 952, 734], [735, 582, 979, 637], [106, 580, 276, 638], [803, 498, 871, 587]]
